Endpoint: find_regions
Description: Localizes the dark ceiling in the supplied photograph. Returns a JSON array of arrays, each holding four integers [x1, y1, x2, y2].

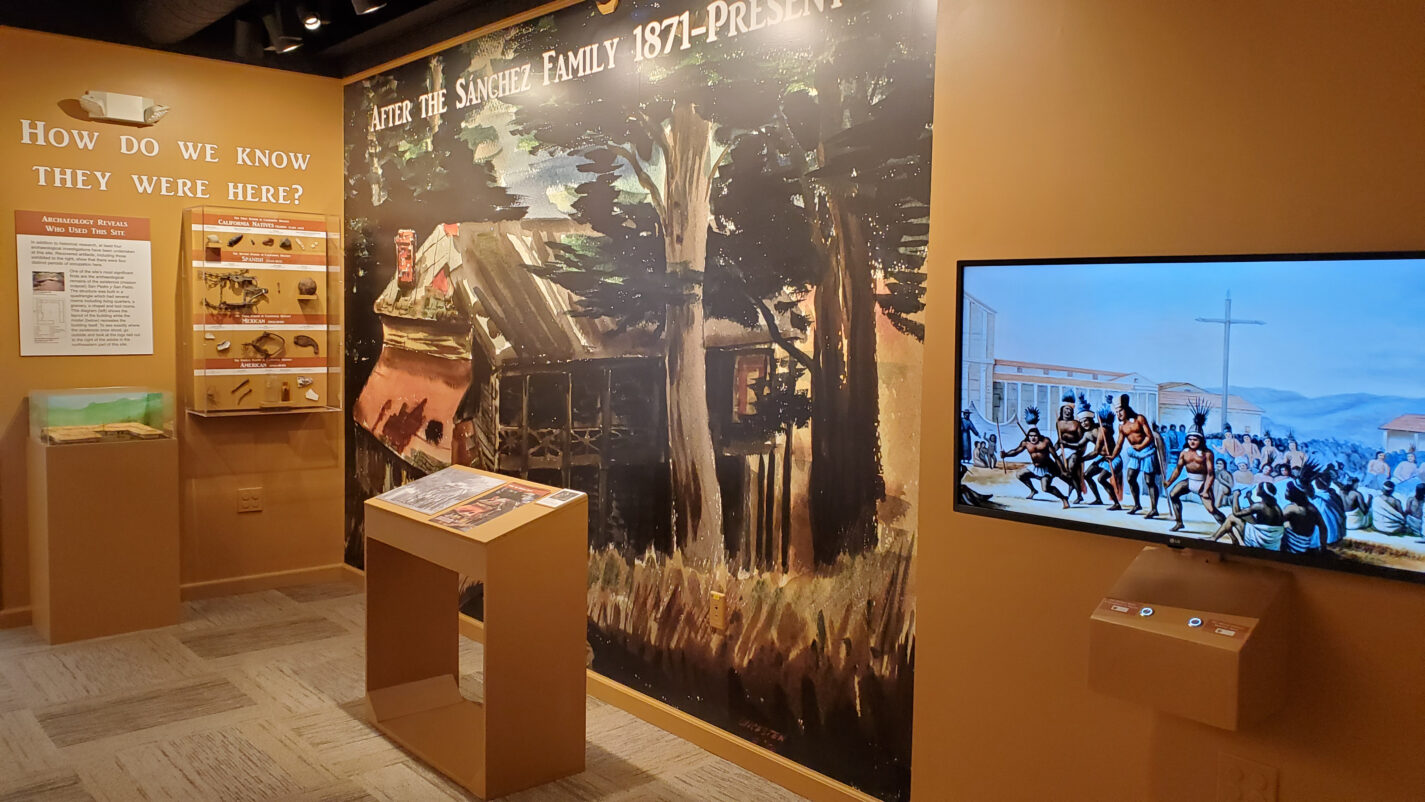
[[0, 0, 551, 77]]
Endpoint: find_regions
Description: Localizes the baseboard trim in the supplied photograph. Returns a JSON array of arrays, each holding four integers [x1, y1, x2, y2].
[[0, 606, 33, 630], [342, 561, 869, 802], [586, 673, 877, 802], [340, 563, 365, 588], [181, 564, 350, 601], [458, 612, 485, 642]]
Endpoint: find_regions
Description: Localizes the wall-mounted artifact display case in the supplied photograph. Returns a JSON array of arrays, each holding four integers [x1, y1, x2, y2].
[[183, 206, 341, 415], [29, 387, 174, 445]]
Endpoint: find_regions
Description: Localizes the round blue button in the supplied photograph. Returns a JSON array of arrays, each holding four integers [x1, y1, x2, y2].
[[1139, 607, 1154, 617], [1188, 617, 1203, 628]]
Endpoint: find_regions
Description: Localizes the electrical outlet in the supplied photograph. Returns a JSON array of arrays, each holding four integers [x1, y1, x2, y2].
[[237, 487, 263, 513], [1217, 753, 1278, 802], [709, 591, 727, 631]]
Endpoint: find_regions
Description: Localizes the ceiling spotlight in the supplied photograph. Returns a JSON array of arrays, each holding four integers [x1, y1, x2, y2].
[[262, 10, 303, 53], [351, 0, 386, 14], [298, 3, 322, 30]]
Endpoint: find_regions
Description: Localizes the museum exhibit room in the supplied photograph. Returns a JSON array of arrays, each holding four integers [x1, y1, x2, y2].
[[1, 0, 1423, 799]]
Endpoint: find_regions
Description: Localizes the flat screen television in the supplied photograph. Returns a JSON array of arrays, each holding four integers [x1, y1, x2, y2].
[[955, 252, 1425, 584]]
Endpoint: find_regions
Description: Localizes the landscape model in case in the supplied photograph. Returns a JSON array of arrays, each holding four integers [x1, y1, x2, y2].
[[183, 206, 341, 414], [30, 387, 173, 444], [956, 252, 1425, 583]]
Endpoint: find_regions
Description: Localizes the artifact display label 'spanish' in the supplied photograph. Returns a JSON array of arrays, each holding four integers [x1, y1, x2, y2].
[[184, 206, 341, 414], [956, 253, 1425, 583]]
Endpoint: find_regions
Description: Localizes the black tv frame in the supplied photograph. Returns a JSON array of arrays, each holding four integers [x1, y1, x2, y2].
[[953, 250, 1425, 586]]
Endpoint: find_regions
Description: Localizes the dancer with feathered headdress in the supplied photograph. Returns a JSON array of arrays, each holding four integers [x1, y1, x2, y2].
[[1000, 406, 1071, 508], [1055, 392, 1093, 504], [1083, 403, 1120, 507], [1165, 399, 1228, 532], [1108, 393, 1162, 517]]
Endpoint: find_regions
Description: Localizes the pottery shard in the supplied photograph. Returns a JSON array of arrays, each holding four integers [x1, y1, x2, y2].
[[297, 277, 318, 296], [262, 237, 275, 246], [297, 376, 313, 388], [304, 388, 319, 401], [279, 238, 292, 250], [206, 234, 219, 244]]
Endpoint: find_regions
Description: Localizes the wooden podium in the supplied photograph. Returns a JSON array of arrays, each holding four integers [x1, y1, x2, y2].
[[362, 467, 587, 799], [28, 437, 181, 643]]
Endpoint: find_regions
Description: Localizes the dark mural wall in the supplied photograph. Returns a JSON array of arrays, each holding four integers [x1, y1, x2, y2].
[[342, 1, 934, 798]]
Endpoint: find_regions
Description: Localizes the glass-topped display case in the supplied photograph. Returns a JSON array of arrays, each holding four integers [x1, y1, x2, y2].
[[30, 387, 174, 444], [182, 205, 342, 415]]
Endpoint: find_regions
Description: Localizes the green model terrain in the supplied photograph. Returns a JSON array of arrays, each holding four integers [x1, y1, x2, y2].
[[44, 393, 166, 427]]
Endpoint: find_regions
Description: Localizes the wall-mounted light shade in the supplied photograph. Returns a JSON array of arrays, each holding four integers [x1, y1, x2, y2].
[[351, 0, 386, 14]]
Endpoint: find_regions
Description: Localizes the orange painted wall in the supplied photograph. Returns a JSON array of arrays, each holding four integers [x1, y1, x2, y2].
[[914, 1, 1425, 800], [0, 28, 344, 614]]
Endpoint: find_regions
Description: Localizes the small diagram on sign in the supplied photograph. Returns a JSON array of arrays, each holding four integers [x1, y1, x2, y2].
[[33, 296, 67, 342], [32, 271, 66, 292], [536, 489, 585, 508]]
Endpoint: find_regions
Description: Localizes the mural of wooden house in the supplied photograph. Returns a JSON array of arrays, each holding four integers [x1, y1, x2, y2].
[[353, 220, 806, 571]]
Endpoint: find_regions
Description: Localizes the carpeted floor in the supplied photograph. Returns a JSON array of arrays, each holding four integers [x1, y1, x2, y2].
[[0, 583, 806, 801]]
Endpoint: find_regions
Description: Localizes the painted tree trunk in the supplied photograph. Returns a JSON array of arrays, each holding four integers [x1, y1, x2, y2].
[[809, 193, 883, 563], [807, 67, 884, 564], [662, 101, 724, 567]]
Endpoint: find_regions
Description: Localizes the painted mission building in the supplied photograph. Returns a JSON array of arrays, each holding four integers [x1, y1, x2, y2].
[[961, 292, 1264, 432]]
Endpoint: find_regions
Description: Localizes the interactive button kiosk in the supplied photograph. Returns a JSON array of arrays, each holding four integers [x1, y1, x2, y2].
[[1089, 546, 1293, 730], [363, 466, 587, 798]]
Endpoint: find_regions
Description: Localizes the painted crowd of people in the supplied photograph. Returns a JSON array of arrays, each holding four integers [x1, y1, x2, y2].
[[959, 392, 1425, 555]]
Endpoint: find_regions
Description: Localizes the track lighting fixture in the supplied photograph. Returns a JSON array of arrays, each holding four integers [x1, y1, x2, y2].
[[351, 0, 386, 15], [298, 3, 323, 31], [233, 17, 265, 61], [262, 8, 303, 53]]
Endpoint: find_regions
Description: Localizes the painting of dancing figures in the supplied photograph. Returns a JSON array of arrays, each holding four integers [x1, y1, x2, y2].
[[956, 254, 1425, 582]]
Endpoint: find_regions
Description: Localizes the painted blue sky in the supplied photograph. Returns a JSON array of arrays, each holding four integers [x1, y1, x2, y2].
[[963, 258, 1425, 399]]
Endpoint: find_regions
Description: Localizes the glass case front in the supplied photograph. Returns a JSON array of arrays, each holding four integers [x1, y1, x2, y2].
[[30, 387, 174, 445], [183, 206, 342, 415]]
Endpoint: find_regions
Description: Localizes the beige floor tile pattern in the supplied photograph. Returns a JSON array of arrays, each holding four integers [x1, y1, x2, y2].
[[0, 582, 807, 801], [178, 616, 350, 660]]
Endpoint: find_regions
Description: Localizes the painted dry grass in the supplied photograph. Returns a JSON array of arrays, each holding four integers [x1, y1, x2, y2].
[[586, 529, 915, 760]]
